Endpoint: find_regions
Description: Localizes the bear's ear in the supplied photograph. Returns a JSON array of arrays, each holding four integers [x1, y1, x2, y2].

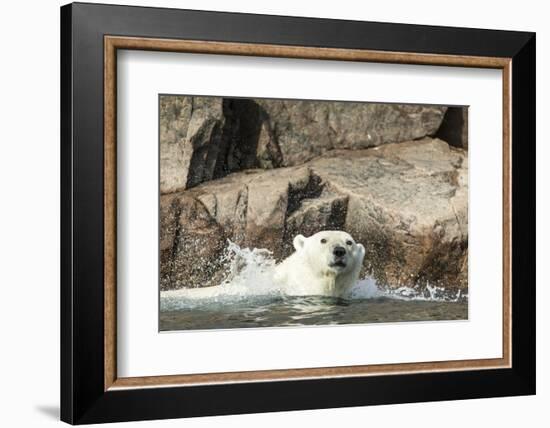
[[293, 234, 306, 251]]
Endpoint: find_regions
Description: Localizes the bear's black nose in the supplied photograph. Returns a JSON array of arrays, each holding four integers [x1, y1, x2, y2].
[[333, 246, 346, 257]]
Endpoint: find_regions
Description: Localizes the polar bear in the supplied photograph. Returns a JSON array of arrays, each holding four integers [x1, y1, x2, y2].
[[274, 230, 365, 298]]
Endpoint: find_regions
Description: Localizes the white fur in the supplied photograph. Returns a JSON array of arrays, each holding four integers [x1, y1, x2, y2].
[[274, 231, 365, 298]]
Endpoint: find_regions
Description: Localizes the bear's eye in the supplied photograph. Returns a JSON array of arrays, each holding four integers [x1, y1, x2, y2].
[[320, 238, 327, 244], [346, 240, 353, 246]]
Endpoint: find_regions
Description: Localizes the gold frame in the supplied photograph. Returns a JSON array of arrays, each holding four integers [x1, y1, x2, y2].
[[104, 35, 512, 391]]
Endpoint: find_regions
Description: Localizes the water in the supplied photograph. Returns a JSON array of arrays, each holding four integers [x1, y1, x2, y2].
[[160, 241, 467, 332]]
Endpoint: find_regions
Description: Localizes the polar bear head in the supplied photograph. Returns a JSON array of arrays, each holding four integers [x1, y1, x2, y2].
[[293, 230, 365, 276]]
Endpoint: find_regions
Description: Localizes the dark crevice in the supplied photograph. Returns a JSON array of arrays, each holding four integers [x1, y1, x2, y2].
[[186, 98, 269, 189], [258, 112, 283, 169], [326, 196, 349, 230], [286, 170, 324, 217], [280, 170, 350, 258], [212, 100, 236, 179], [434, 107, 468, 149], [231, 99, 263, 170], [185, 118, 219, 188], [214, 99, 266, 179]]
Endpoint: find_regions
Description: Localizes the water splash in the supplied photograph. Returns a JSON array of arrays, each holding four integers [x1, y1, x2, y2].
[[161, 241, 466, 312], [378, 284, 467, 302]]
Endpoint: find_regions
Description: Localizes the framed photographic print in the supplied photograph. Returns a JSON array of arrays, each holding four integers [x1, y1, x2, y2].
[[60, 2, 536, 424]]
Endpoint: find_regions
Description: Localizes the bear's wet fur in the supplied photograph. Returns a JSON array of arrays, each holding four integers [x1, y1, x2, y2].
[[274, 230, 365, 298]]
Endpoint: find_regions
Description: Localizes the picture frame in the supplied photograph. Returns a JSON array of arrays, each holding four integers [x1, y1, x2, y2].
[[60, 2, 535, 424]]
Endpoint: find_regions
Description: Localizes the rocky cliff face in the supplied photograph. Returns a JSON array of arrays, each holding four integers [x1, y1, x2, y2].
[[160, 96, 448, 193], [159, 95, 467, 293]]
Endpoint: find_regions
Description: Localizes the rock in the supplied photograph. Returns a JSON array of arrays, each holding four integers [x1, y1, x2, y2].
[[160, 96, 226, 193], [159, 193, 228, 290], [161, 137, 468, 292], [254, 99, 448, 167], [159, 193, 179, 289], [312, 139, 468, 289], [194, 167, 312, 260], [160, 95, 448, 192]]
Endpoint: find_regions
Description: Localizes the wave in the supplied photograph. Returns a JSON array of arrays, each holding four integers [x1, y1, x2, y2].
[[161, 241, 466, 311]]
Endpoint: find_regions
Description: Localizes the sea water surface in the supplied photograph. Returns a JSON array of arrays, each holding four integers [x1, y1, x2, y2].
[[160, 242, 467, 331]]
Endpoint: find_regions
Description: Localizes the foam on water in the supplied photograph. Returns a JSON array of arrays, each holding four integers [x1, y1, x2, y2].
[[161, 241, 465, 311]]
